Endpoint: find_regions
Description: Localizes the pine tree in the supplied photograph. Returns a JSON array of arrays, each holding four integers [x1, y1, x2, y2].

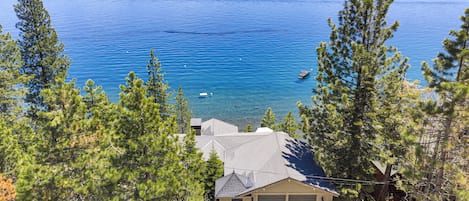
[[26, 79, 88, 200], [204, 151, 224, 201], [0, 116, 25, 180], [113, 72, 184, 200], [146, 49, 171, 119], [0, 112, 34, 200], [0, 25, 30, 114], [175, 87, 192, 134], [281, 112, 298, 136], [415, 8, 469, 200], [180, 131, 205, 200], [74, 79, 117, 199], [0, 24, 35, 200], [15, 0, 70, 117], [375, 68, 422, 201], [298, 0, 408, 198], [261, 107, 276, 128]]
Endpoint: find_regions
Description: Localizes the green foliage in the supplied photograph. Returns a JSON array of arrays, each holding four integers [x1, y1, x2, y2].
[[3, 2, 211, 197], [15, 0, 70, 117], [181, 131, 206, 200], [244, 124, 253, 132], [3, 68, 206, 200], [298, 0, 412, 198], [281, 112, 298, 136], [112, 72, 189, 200], [375, 67, 423, 201], [204, 151, 224, 201], [175, 87, 192, 134], [146, 49, 171, 119], [0, 25, 30, 114], [261, 107, 276, 128], [406, 8, 469, 200], [0, 116, 29, 180], [0, 25, 33, 184], [28, 79, 112, 200]]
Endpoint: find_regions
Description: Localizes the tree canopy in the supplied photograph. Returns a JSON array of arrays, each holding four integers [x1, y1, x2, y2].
[[15, 0, 70, 117]]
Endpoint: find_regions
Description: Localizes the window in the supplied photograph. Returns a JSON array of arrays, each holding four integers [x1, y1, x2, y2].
[[258, 195, 286, 201], [289, 195, 317, 201]]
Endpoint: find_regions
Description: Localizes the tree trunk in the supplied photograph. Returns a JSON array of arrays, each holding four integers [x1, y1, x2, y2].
[[377, 164, 392, 201], [434, 115, 453, 194]]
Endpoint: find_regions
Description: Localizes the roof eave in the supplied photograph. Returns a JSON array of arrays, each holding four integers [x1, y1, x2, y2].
[[236, 177, 339, 197]]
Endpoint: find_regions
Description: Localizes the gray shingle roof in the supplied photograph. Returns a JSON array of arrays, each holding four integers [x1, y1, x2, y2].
[[215, 172, 253, 198], [195, 122, 337, 197], [201, 118, 238, 136]]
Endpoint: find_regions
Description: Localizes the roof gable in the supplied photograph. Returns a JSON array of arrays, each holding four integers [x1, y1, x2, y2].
[[201, 118, 239, 136], [215, 172, 252, 198], [238, 178, 339, 197]]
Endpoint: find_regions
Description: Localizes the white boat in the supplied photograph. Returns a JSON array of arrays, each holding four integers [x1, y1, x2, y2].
[[199, 92, 209, 97], [298, 69, 311, 79]]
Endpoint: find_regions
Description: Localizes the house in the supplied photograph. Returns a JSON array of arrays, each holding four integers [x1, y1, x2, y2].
[[192, 118, 339, 201]]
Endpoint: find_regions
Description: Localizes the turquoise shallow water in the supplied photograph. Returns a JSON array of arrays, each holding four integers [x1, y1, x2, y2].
[[1, 0, 468, 127]]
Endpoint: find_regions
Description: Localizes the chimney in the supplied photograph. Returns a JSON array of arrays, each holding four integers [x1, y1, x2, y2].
[[190, 118, 202, 135]]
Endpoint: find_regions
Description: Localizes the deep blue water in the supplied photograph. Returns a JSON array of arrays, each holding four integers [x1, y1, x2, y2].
[[1, 0, 468, 127]]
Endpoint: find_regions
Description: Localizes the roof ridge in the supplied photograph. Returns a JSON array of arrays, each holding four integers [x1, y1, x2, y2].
[[274, 132, 290, 176]]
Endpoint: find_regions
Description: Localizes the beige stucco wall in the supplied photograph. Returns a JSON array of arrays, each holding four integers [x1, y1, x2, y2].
[[219, 179, 336, 201], [250, 179, 334, 201], [218, 197, 252, 201]]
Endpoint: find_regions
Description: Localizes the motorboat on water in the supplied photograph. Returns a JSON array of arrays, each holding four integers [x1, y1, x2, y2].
[[298, 69, 311, 79]]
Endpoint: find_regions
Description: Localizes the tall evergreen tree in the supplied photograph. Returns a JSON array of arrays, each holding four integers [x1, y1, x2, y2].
[[15, 0, 70, 117], [23, 79, 88, 200], [261, 107, 276, 128], [0, 24, 35, 200], [281, 112, 298, 136], [113, 72, 185, 200], [413, 8, 469, 200], [0, 25, 30, 114], [175, 87, 192, 134], [375, 69, 422, 201], [298, 0, 409, 198], [146, 49, 171, 119], [0, 116, 29, 181], [72, 79, 117, 199], [180, 131, 205, 200], [204, 151, 224, 201]]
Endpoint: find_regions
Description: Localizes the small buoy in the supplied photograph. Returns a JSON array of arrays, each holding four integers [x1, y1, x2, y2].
[[126, 51, 129, 53], [239, 58, 242, 61], [184, 64, 187, 68]]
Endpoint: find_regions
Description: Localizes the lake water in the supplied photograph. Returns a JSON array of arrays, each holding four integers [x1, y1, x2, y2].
[[1, 0, 468, 127]]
